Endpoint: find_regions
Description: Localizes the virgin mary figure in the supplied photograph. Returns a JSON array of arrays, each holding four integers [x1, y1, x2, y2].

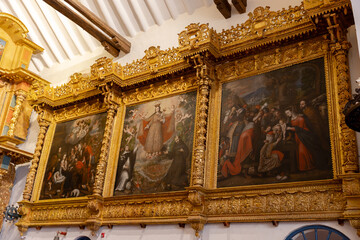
[[137, 103, 175, 157]]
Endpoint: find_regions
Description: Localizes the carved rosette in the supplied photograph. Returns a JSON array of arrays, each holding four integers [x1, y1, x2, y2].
[[191, 55, 213, 187], [330, 41, 359, 174], [93, 86, 120, 196], [22, 107, 51, 201], [7, 90, 27, 137]]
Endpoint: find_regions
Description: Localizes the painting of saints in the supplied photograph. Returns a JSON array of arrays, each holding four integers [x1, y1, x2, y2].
[[114, 91, 197, 195], [218, 58, 332, 188], [40, 112, 107, 199]]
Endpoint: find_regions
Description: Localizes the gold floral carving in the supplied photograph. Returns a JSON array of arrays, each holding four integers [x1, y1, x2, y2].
[[30, 205, 89, 222], [7, 90, 27, 137], [122, 77, 197, 105], [331, 41, 358, 174], [216, 37, 326, 82], [90, 57, 118, 80], [206, 189, 345, 216], [325, 11, 358, 174], [22, 106, 52, 201], [178, 23, 219, 51], [124, 46, 183, 77], [304, 0, 346, 11], [27, 80, 52, 101], [53, 99, 105, 122], [54, 73, 95, 98], [103, 199, 192, 218], [218, 4, 308, 45]]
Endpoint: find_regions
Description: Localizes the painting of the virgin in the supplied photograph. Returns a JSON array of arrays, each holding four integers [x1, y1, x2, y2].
[[114, 91, 197, 195]]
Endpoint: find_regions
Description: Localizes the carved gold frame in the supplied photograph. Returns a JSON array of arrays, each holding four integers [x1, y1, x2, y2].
[[31, 100, 108, 202], [103, 76, 200, 197], [16, 0, 360, 237]]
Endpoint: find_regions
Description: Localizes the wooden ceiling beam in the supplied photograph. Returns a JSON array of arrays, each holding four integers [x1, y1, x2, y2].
[[232, 0, 247, 14], [43, 0, 130, 57], [214, 0, 231, 19], [64, 0, 130, 53]]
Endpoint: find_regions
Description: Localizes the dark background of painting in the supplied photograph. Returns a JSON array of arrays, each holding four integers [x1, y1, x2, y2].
[[218, 58, 332, 188]]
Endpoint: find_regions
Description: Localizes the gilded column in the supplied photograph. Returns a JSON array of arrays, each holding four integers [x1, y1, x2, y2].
[[331, 40, 359, 173], [191, 55, 213, 187], [22, 109, 51, 201], [324, 12, 359, 174], [325, 13, 360, 237], [93, 86, 120, 196], [7, 90, 27, 138]]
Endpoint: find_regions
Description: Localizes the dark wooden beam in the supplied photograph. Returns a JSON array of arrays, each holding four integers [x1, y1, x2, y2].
[[232, 0, 247, 14], [214, 0, 231, 19], [43, 0, 130, 56], [64, 0, 130, 53]]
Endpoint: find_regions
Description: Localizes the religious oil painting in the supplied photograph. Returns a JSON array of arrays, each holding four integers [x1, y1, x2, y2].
[[217, 58, 332, 188], [114, 91, 197, 196], [40, 112, 107, 199], [0, 38, 6, 61]]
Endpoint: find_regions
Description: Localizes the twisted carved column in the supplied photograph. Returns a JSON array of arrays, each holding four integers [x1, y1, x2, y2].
[[331, 41, 359, 174], [22, 118, 50, 201], [93, 103, 118, 196], [7, 90, 27, 137], [192, 56, 213, 187]]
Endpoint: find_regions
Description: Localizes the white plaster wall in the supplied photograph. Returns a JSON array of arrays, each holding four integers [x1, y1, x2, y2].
[[17, 221, 359, 240], [3, 1, 360, 240]]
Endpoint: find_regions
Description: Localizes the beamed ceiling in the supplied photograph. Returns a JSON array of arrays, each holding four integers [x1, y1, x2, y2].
[[0, 0, 214, 76]]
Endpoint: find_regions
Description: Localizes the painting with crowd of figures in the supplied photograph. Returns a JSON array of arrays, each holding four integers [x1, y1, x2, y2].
[[217, 58, 332, 188], [40, 112, 107, 199], [114, 91, 197, 195]]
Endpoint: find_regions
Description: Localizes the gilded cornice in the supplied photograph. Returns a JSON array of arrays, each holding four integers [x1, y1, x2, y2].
[[0, 67, 48, 85]]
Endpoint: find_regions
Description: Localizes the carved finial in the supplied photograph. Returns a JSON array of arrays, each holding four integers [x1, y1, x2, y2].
[[178, 23, 210, 49]]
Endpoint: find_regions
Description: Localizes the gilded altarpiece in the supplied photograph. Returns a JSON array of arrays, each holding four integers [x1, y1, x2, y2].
[[16, 0, 360, 237]]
